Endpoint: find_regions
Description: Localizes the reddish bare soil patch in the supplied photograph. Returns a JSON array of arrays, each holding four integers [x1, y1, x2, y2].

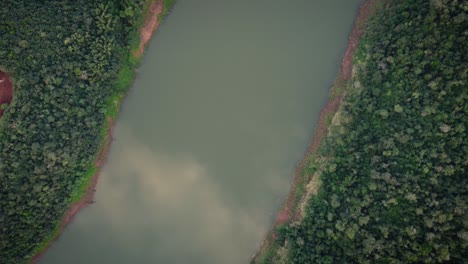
[[133, 0, 164, 58], [0, 70, 13, 117]]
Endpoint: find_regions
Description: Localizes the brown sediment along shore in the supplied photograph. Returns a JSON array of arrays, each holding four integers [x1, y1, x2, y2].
[[30, 117, 114, 264], [29, 1, 165, 263], [134, 0, 164, 58], [252, 0, 383, 262]]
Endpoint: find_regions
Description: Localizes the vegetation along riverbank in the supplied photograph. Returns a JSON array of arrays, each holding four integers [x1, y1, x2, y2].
[[253, 0, 467, 263], [0, 0, 173, 263]]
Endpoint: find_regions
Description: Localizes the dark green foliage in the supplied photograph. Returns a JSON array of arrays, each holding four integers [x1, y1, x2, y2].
[[0, 0, 150, 262], [288, 0, 467, 263]]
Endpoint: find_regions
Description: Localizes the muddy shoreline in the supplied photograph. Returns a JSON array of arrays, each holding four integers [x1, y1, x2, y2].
[[251, 0, 382, 262], [30, 118, 115, 264], [134, 0, 163, 58], [29, 1, 165, 263]]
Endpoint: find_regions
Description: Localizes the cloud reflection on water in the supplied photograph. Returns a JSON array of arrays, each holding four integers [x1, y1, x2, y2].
[[93, 125, 270, 263]]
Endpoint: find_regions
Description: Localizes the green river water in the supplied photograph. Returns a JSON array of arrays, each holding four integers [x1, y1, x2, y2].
[[41, 0, 361, 263]]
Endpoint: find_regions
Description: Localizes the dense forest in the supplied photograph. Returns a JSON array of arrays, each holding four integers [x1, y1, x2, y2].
[[281, 0, 467, 263], [1, 0, 466, 263], [0, 0, 171, 262]]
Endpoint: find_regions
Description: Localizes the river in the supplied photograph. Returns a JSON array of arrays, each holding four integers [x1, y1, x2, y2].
[[40, 0, 361, 263]]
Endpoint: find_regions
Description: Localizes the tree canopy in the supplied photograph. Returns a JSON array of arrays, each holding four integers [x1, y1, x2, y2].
[[0, 0, 153, 262], [285, 0, 467, 263]]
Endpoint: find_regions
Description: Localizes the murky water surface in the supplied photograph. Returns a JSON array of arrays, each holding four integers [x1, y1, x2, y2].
[[41, 0, 361, 263]]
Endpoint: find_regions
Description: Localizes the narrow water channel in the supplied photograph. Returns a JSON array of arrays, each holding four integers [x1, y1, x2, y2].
[[41, 0, 361, 263]]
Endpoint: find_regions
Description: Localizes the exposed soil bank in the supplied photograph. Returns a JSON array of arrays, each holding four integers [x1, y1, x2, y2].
[[134, 0, 163, 58], [251, 0, 382, 262], [0, 70, 13, 117], [29, 1, 165, 263]]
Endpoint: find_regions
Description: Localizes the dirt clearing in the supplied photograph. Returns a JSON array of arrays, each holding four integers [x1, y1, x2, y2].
[[0, 70, 13, 117]]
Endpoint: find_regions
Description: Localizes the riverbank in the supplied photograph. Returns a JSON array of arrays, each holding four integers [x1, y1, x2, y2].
[[30, 118, 115, 264], [28, 1, 172, 263], [251, 0, 383, 262]]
